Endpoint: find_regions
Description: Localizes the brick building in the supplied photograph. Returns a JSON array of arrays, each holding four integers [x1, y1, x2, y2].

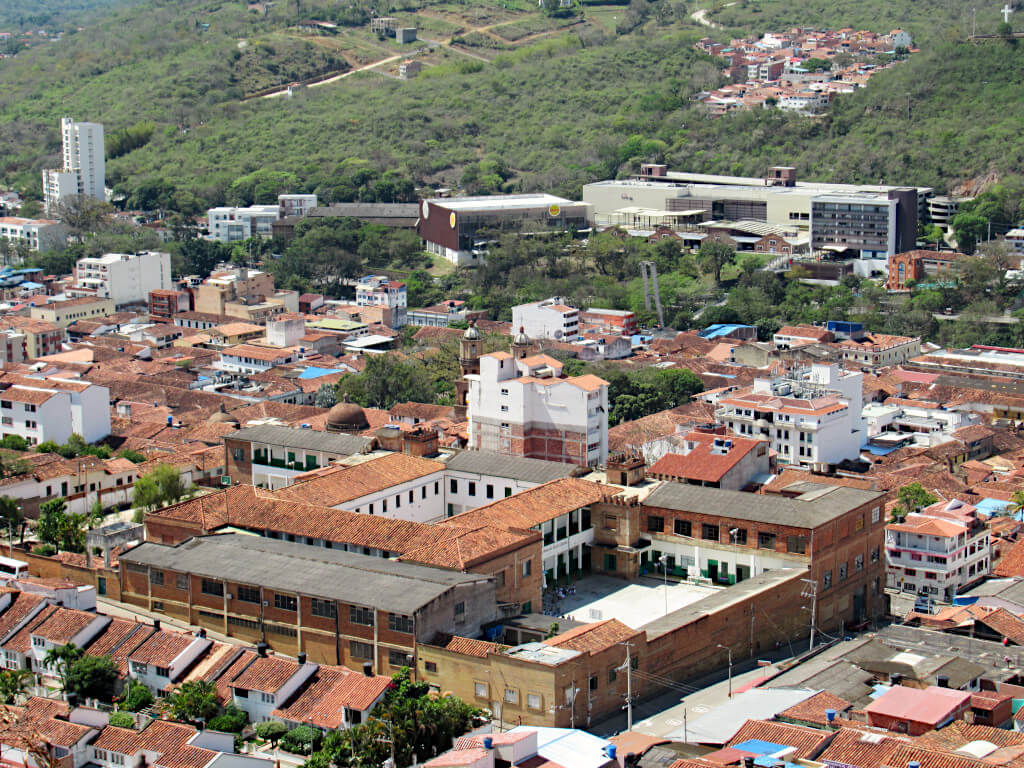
[[590, 480, 886, 631], [886, 249, 966, 291], [118, 534, 498, 672]]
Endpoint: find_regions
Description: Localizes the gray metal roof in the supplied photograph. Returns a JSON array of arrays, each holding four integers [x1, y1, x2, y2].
[[310, 204, 420, 221], [443, 450, 579, 484], [120, 534, 491, 614], [229, 424, 370, 455], [643, 482, 882, 529]]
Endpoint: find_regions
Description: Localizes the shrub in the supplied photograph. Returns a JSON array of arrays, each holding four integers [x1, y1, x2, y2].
[[254, 720, 288, 746], [32, 544, 56, 556], [208, 704, 249, 733], [108, 711, 135, 728], [280, 725, 315, 754], [123, 681, 154, 712]]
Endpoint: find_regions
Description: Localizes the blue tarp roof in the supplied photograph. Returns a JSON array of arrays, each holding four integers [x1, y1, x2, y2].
[[862, 443, 902, 456], [733, 740, 790, 756], [19, 281, 43, 289], [699, 323, 754, 340], [976, 497, 1013, 517], [297, 366, 346, 379]]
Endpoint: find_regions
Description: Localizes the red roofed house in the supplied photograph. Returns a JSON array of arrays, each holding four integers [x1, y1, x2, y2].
[[773, 325, 834, 349], [648, 425, 769, 490], [885, 498, 991, 601], [864, 684, 971, 735]]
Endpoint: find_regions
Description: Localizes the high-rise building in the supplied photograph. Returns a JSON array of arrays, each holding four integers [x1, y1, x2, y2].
[[42, 118, 105, 213]]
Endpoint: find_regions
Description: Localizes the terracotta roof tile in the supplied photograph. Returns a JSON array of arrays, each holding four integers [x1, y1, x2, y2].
[[272, 666, 391, 725], [778, 690, 851, 725], [649, 433, 765, 484], [31, 607, 102, 644], [128, 629, 203, 667], [231, 655, 300, 693], [273, 453, 444, 507], [816, 727, 910, 768], [726, 719, 831, 759], [445, 477, 616, 531], [543, 619, 638, 653]]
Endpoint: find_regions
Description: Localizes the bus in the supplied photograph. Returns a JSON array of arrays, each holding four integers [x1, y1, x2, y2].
[[0, 555, 28, 581]]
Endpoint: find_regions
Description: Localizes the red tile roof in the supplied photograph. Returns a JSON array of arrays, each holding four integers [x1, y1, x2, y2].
[[445, 477, 616, 531], [726, 720, 832, 759], [778, 690, 851, 725], [272, 666, 391, 725], [128, 629, 202, 666], [816, 727, 911, 768], [31, 607, 102, 644], [230, 655, 300, 693], [273, 452, 445, 507], [648, 432, 765, 484], [544, 619, 638, 654]]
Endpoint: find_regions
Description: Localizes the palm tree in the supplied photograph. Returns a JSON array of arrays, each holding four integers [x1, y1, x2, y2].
[[1011, 489, 1024, 520], [0, 669, 34, 704], [42, 643, 82, 690]]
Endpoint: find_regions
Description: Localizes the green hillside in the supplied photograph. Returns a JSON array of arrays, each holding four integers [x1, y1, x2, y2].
[[0, 0, 1022, 209]]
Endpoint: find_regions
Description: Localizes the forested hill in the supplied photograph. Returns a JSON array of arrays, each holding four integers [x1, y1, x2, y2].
[[1, 0, 1022, 211], [0, 0, 136, 30]]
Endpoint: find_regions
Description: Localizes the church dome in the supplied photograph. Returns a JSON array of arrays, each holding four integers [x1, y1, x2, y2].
[[327, 398, 369, 431], [463, 320, 482, 341], [512, 326, 530, 346], [208, 404, 239, 426]]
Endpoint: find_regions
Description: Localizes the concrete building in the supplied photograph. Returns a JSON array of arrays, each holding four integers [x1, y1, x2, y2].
[[418, 195, 592, 266], [647, 425, 770, 490], [0, 217, 66, 252], [466, 343, 609, 467], [207, 205, 280, 242], [193, 268, 291, 321], [148, 288, 191, 322], [715, 363, 865, 468], [810, 189, 918, 274], [355, 275, 407, 327], [42, 118, 105, 214], [442, 450, 579, 517], [0, 375, 111, 445], [886, 498, 991, 601], [217, 344, 303, 375], [512, 298, 580, 341], [118, 534, 498, 671], [278, 193, 318, 218], [224, 424, 372, 489], [580, 308, 638, 336], [69, 251, 172, 307], [30, 296, 115, 328], [886, 249, 965, 291]]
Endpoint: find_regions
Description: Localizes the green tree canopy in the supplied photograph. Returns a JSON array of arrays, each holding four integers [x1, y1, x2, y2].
[[164, 680, 218, 724], [892, 482, 938, 519], [65, 654, 119, 702]]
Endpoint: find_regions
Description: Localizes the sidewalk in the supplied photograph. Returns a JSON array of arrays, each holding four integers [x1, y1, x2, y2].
[[96, 597, 240, 649]]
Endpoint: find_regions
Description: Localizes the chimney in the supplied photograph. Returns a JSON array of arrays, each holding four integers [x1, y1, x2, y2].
[[257, 642, 268, 658], [196, 628, 206, 639], [297, 652, 307, 665], [153, 619, 161, 631], [363, 662, 373, 677], [66, 692, 79, 708]]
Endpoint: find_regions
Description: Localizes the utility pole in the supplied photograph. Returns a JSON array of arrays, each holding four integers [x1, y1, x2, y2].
[[801, 577, 818, 652], [617, 642, 634, 731], [659, 554, 669, 616], [717, 644, 733, 698]]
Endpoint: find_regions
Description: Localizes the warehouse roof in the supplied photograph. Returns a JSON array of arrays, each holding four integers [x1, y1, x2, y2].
[[443, 450, 579, 484], [643, 481, 881, 528], [229, 424, 371, 455], [120, 534, 490, 614]]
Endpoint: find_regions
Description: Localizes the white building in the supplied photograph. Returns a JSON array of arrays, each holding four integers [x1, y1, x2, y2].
[[0, 217, 67, 252], [716, 363, 865, 468], [863, 399, 980, 449], [264, 314, 306, 348], [886, 499, 990, 601], [442, 450, 578, 517], [229, 655, 318, 723], [355, 275, 408, 327], [0, 376, 110, 446], [278, 193, 318, 218], [69, 251, 171, 307], [43, 118, 105, 214], [127, 629, 212, 693], [218, 344, 303, 375], [29, 608, 109, 680], [511, 297, 580, 341], [467, 346, 609, 467], [207, 205, 280, 242]]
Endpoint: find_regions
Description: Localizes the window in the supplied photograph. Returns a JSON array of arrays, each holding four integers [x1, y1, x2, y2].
[[871, 547, 880, 563], [389, 649, 410, 667], [274, 594, 297, 611], [474, 682, 488, 699], [504, 688, 518, 705], [421, 486, 426, 499], [149, 570, 163, 586], [823, 570, 832, 590], [232, 447, 244, 461], [236, 585, 260, 603], [94, 750, 108, 762], [201, 579, 223, 597], [388, 614, 415, 633], [424, 660, 438, 673], [395, 495, 401, 509], [132, 662, 148, 676], [454, 602, 465, 622], [528, 693, 542, 710], [856, 554, 864, 571], [648, 515, 664, 533], [468, 482, 476, 496], [111, 756, 125, 766], [486, 484, 494, 499], [349, 641, 373, 659], [702, 524, 719, 541], [787, 536, 806, 554], [608, 667, 617, 683], [311, 598, 337, 618], [674, 520, 692, 537], [872, 506, 881, 524], [350, 606, 375, 626], [495, 571, 506, 587], [589, 675, 598, 691], [176, 574, 188, 590], [839, 562, 848, 581], [522, 559, 532, 577]]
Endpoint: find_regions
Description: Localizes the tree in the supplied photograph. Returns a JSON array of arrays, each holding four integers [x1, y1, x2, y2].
[[55, 195, 112, 243], [208, 704, 248, 733], [698, 241, 737, 284], [133, 464, 191, 518], [1010, 489, 1024, 519], [117, 449, 147, 464], [336, 354, 435, 409], [950, 212, 988, 254], [65, 655, 119, 702], [108, 711, 135, 728], [0, 435, 28, 451], [43, 643, 83, 690], [164, 680, 218, 724], [36, 497, 67, 548], [255, 720, 288, 746], [891, 482, 938, 519], [122, 680, 154, 712], [0, 497, 22, 535], [281, 725, 317, 755], [314, 382, 337, 408], [0, 669, 33, 704]]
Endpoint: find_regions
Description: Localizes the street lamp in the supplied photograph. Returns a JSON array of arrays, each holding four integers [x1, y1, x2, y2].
[[659, 554, 669, 616], [717, 643, 733, 698]]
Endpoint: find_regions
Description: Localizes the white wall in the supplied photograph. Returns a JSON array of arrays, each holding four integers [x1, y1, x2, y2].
[[345, 472, 445, 523]]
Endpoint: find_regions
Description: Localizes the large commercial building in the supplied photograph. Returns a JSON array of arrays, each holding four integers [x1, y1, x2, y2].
[[42, 118, 105, 213], [418, 195, 592, 266], [466, 338, 609, 467], [207, 205, 280, 242], [68, 251, 172, 307], [582, 166, 928, 275]]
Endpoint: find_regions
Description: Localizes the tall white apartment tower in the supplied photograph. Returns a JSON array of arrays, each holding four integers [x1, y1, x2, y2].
[[43, 118, 105, 213]]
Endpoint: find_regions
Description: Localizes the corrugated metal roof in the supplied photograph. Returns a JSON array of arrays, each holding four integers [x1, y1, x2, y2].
[[443, 450, 578, 484], [230, 424, 370, 455]]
